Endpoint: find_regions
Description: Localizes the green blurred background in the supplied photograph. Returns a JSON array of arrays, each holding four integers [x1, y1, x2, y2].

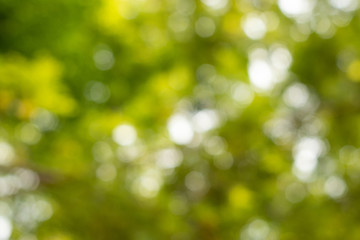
[[1, 0, 360, 239]]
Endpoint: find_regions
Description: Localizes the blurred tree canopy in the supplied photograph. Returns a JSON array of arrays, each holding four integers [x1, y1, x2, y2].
[[1, 0, 360, 239]]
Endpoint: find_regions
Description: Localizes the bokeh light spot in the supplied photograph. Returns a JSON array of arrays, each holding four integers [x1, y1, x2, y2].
[[112, 124, 137, 146], [242, 14, 267, 40], [0, 215, 12, 240], [0, 142, 14, 166], [167, 113, 194, 145], [324, 176, 347, 199], [195, 17, 216, 38]]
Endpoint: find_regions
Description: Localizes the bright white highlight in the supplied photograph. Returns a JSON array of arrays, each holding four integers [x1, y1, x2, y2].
[[192, 109, 219, 133], [292, 137, 326, 181], [247, 46, 291, 92], [242, 14, 267, 40], [0, 215, 12, 239], [201, 0, 228, 10], [278, 0, 315, 17], [248, 59, 274, 91], [294, 150, 317, 173], [329, 0, 357, 11], [167, 114, 194, 145], [112, 124, 137, 146], [283, 83, 310, 108]]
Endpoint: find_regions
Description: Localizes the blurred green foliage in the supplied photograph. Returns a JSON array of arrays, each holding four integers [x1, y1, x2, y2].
[[1, 0, 360, 239]]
